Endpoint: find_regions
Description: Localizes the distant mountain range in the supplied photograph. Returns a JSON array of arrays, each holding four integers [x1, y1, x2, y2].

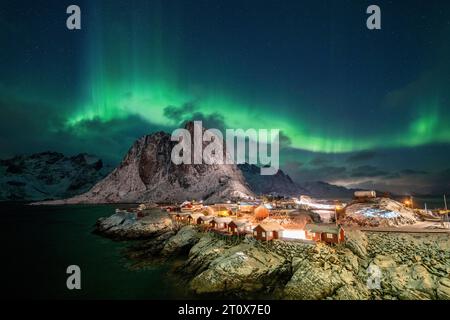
[[238, 163, 356, 199], [1, 124, 355, 203], [0, 152, 111, 201]]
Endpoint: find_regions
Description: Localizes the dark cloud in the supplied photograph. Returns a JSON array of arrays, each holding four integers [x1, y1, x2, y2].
[[279, 131, 292, 150], [286, 164, 347, 183], [60, 115, 168, 163], [400, 169, 428, 175], [319, 166, 347, 175], [163, 103, 227, 132], [0, 95, 169, 165], [309, 157, 331, 166], [350, 165, 389, 178], [384, 172, 402, 180], [346, 151, 377, 163], [0, 95, 64, 158], [163, 102, 196, 123], [188, 112, 227, 132], [439, 168, 450, 178], [283, 160, 304, 172]]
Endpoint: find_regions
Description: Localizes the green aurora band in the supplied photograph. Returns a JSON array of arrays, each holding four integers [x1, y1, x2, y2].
[[65, 80, 450, 154], [63, 2, 450, 154]]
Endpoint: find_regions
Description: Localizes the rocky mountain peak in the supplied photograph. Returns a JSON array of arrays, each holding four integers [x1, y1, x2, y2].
[[51, 124, 254, 204]]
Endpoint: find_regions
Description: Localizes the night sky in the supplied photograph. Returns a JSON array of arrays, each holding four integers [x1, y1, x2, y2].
[[1, 0, 450, 194]]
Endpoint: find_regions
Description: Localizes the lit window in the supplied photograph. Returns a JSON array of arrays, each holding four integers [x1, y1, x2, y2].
[[327, 233, 333, 239], [268, 231, 273, 237], [262, 232, 266, 237]]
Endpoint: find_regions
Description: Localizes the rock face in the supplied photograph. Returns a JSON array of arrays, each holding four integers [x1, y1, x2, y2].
[[187, 236, 289, 295], [282, 231, 450, 300], [283, 243, 369, 300], [364, 232, 450, 299], [48, 122, 255, 204], [343, 198, 417, 227], [345, 230, 368, 258], [161, 225, 200, 256], [0, 152, 110, 201], [96, 209, 173, 239]]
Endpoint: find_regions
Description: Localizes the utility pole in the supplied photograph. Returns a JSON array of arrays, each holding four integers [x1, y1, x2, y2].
[[335, 206, 337, 226], [444, 194, 449, 229], [334, 201, 339, 226]]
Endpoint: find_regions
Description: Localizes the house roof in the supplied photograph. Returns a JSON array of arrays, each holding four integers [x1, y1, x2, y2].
[[305, 224, 342, 234], [254, 223, 284, 232], [198, 216, 214, 221], [212, 217, 233, 224], [188, 213, 204, 219], [229, 220, 249, 227]]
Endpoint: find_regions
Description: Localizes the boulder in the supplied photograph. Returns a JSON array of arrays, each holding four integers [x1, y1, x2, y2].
[[189, 243, 287, 294], [161, 225, 199, 256], [96, 210, 173, 239], [334, 281, 370, 300], [437, 277, 450, 300], [345, 230, 368, 259], [183, 236, 230, 276], [371, 255, 437, 300], [284, 257, 344, 299]]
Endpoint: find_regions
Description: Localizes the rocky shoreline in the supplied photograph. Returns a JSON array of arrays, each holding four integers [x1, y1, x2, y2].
[[96, 210, 450, 300]]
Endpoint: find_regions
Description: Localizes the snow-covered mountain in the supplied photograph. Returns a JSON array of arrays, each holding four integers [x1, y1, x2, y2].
[[238, 163, 309, 196], [238, 163, 354, 198], [0, 152, 111, 201], [299, 181, 355, 199], [3, 124, 355, 203], [44, 122, 255, 204]]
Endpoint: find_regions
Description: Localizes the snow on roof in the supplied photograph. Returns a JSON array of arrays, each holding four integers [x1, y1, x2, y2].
[[229, 220, 249, 227], [254, 222, 284, 231], [188, 213, 205, 219], [213, 217, 233, 223], [198, 215, 214, 221]]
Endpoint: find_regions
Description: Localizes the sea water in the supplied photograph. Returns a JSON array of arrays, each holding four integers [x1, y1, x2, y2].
[[0, 202, 187, 299]]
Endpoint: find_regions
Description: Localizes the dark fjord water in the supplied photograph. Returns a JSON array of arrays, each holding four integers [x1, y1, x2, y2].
[[0, 203, 185, 299]]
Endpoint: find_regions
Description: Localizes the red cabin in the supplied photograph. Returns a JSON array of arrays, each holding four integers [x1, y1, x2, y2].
[[227, 220, 251, 235], [210, 217, 232, 230], [305, 224, 345, 244], [253, 223, 284, 241]]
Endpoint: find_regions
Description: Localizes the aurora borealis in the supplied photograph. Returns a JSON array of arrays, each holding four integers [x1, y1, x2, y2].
[[1, 0, 450, 194]]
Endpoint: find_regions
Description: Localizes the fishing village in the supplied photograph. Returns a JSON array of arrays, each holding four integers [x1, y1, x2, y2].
[[113, 191, 450, 246]]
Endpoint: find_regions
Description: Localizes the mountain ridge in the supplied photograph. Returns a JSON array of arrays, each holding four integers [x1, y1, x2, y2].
[[0, 151, 110, 201], [1, 126, 356, 202]]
